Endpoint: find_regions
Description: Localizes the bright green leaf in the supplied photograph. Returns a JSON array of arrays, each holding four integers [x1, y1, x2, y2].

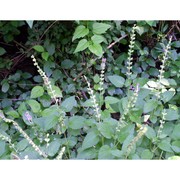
[[88, 42, 103, 57], [72, 25, 89, 41], [92, 23, 111, 35], [30, 86, 44, 98], [6, 110, 19, 118], [33, 45, 44, 52], [41, 52, 49, 61], [27, 100, 41, 113], [91, 35, 106, 44], [74, 39, 89, 53]]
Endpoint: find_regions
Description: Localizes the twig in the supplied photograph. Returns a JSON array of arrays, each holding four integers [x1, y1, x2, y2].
[[107, 34, 127, 49]]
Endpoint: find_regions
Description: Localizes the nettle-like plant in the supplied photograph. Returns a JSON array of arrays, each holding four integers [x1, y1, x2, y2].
[[0, 23, 179, 160]]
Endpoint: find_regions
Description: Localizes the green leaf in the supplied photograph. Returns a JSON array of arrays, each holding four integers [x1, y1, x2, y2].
[[88, 42, 103, 57], [61, 59, 75, 69], [141, 149, 153, 159], [145, 21, 156, 27], [168, 156, 180, 160], [68, 116, 86, 129], [97, 122, 114, 139], [74, 39, 89, 53], [92, 22, 111, 35], [33, 45, 44, 52], [6, 110, 19, 118], [111, 149, 123, 158], [16, 139, 29, 151], [91, 35, 106, 44], [105, 96, 120, 104], [82, 130, 100, 150], [108, 75, 125, 87], [72, 25, 89, 41], [158, 140, 173, 153], [47, 139, 61, 157], [135, 26, 145, 36], [164, 108, 179, 121], [27, 100, 41, 113], [61, 96, 77, 112], [30, 86, 44, 98], [82, 99, 94, 107], [145, 126, 156, 140], [0, 47, 6, 56], [2, 82, 9, 93], [47, 85, 62, 98], [171, 124, 180, 140], [171, 141, 180, 153], [161, 89, 175, 103], [34, 116, 58, 131], [0, 141, 6, 157], [41, 52, 49, 61], [77, 148, 97, 159], [143, 100, 158, 113], [98, 145, 114, 159]]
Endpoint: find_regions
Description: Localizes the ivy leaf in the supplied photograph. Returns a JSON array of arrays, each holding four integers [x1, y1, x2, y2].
[[108, 75, 125, 87], [72, 25, 89, 41], [88, 42, 103, 57], [92, 22, 111, 35], [30, 86, 44, 98], [33, 45, 44, 52], [74, 39, 89, 53], [68, 116, 86, 130], [82, 130, 100, 150]]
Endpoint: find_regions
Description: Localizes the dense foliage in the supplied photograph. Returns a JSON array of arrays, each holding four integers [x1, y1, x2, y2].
[[0, 21, 179, 160]]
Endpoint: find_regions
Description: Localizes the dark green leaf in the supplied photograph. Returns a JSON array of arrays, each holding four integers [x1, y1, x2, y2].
[[61, 96, 77, 112], [97, 122, 114, 139], [98, 145, 114, 159], [108, 75, 125, 87], [69, 116, 86, 129], [2, 82, 9, 93], [61, 59, 75, 69], [143, 100, 158, 113], [0, 47, 6, 56]]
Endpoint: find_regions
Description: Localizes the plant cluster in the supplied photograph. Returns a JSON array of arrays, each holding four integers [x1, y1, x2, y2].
[[0, 21, 179, 160]]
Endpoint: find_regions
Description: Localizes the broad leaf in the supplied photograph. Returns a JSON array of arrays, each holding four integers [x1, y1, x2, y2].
[[171, 124, 180, 140], [92, 22, 111, 35], [27, 100, 41, 113], [143, 100, 158, 113], [61, 96, 77, 112], [88, 42, 103, 57], [46, 139, 61, 157], [30, 86, 44, 98], [98, 145, 114, 159], [97, 122, 114, 139], [108, 75, 125, 87], [74, 39, 89, 53], [68, 116, 86, 129], [158, 140, 173, 153], [33, 45, 44, 52], [105, 96, 120, 104], [164, 108, 179, 121], [72, 25, 89, 41], [61, 59, 74, 69], [91, 35, 106, 44], [2, 82, 9, 93], [141, 149, 153, 159], [0, 47, 6, 56], [82, 130, 99, 150]]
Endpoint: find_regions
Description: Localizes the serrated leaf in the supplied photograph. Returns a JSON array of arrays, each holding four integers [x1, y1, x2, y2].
[[105, 96, 120, 104], [74, 39, 89, 53], [69, 116, 86, 129], [72, 25, 89, 41], [61, 96, 77, 112], [33, 45, 44, 52], [88, 42, 103, 57], [27, 100, 41, 113], [97, 122, 114, 139], [108, 75, 125, 87], [91, 35, 106, 44], [143, 100, 158, 113], [30, 86, 44, 98], [92, 23, 111, 35], [82, 130, 99, 150]]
